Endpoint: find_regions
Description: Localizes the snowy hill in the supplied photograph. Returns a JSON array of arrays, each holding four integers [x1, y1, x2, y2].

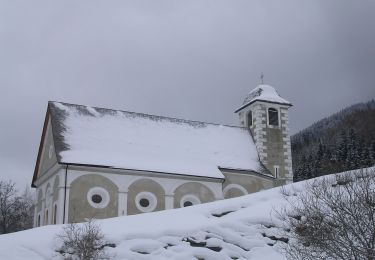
[[0, 186, 288, 260], [3, 167, 372, 260], [0, 188, 290, 260]]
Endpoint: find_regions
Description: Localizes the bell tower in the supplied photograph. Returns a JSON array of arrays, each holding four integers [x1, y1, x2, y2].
[[235, 83, 293, 183]]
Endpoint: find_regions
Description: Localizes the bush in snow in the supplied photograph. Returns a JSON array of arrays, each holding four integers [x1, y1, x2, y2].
[[279, 168, 375, 260], [0, 179, 34, 234], [56, 219, 115, 260]]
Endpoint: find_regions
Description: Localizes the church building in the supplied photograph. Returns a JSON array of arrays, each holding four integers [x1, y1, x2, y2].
[[31, 84, 293, 226]]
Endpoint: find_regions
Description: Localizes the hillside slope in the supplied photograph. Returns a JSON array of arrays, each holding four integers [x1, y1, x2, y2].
[[0, 185, 293, 260], [1, 167, 374, 259], [292, 100, 375, 181]]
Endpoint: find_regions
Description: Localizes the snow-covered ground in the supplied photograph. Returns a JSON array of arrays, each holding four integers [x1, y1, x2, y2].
[[0, 186, 288, 260], [1, 167, 373, 260]]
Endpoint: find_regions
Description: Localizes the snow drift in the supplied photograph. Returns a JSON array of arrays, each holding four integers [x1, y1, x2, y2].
[[1, 167, 373, 260]]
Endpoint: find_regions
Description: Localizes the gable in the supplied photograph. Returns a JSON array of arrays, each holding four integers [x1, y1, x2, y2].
[[47, 102, 266, 179], [32, 109, 58, 187], [38, 118, 58, 176]]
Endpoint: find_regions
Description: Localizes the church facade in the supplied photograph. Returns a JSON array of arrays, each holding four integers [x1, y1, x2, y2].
[[31, 84, 293, 226]]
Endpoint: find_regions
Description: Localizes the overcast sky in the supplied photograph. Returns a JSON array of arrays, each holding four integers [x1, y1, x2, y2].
[[1, 0, 374, 188]]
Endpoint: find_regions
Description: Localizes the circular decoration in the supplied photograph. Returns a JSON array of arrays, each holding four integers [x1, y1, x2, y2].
[[135, 192, 157, 213], [223, 184, 248, 199], [87, 187, 110, 209], [180, 194, 201, 208]]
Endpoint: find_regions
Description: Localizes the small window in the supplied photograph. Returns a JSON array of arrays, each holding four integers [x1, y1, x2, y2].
[[274, 166, 280, 178], [45, 210, 49, 225], [140, 198, 150, 207], [53, 204, 57, 224], [48, 145, 53, 159], [91, 194, 103, 204], [37, 214, 41, 227], [268, 108, 279, 126], [247, 111, 253, 127]]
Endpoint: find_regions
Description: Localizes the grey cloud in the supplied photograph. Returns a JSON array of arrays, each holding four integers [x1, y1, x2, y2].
[[0, 0, 374, 188]]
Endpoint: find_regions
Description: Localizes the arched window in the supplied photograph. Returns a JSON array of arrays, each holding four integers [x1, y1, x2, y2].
[[247, 111, 253, 127], [53, 204, 57, 224], [268, 108, 279, 126], [37, 214, 41, 227]]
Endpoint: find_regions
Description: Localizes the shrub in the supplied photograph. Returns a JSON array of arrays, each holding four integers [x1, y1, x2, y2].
[[56, 219, 115, 260], [279, 168, 375, 260]]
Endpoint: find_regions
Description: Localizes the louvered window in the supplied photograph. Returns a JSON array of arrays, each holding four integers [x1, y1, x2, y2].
[[268, 108, 279, 126]]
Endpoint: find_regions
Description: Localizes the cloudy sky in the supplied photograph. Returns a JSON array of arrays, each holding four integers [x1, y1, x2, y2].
[[1, 0, 374, 188]]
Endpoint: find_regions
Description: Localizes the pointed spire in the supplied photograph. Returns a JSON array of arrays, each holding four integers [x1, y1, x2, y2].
[[260, 73, 264, 84]]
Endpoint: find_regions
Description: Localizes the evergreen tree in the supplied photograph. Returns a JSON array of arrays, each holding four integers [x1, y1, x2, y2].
[[315, 143, 324, 176], [371, 141, 375, 164], [300, 155, 309, 180], [337, 130, 348, 166], [346, 129, 360, 170], [361, 146, 371, 167], [307, 154, 315, 179]]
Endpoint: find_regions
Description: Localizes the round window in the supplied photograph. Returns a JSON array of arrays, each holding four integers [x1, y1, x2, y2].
[[135, 192, 157, 213], [91, 194, 103, 204], [180, 195, 201, 208], [140, 198, 150, 207], [87, 187, 110, 209], [183, 201, 193, 207]]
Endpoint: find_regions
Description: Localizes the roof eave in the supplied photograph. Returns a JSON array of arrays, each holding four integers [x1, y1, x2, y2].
[[234, 99, 293, 113], [218, 166, 275, 179], [59, 162, 225, 181]]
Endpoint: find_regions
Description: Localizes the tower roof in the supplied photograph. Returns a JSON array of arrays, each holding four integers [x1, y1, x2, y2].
[[235, 84, 292, 113]]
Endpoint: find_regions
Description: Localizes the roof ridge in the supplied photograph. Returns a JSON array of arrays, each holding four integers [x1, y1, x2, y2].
[[49, 100, 245, 129]]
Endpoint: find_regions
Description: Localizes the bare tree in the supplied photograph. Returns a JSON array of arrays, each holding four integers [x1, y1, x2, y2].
[[0, 179, 34, 234], [279, 168, 375, 260], [56, 219, 115, 260]]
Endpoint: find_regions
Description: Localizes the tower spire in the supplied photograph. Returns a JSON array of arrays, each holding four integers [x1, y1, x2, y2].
[[260, 73, 264, 84]]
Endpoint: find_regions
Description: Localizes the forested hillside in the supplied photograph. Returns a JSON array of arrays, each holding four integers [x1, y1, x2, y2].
[[292, 100, 375, 181]]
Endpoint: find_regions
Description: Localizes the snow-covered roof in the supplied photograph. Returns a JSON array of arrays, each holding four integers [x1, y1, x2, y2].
[[48, 102, 266, 179], [235, 84, 292, 113]]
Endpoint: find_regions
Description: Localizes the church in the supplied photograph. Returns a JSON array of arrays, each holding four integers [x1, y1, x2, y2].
[[31, 84, 293, 226]]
